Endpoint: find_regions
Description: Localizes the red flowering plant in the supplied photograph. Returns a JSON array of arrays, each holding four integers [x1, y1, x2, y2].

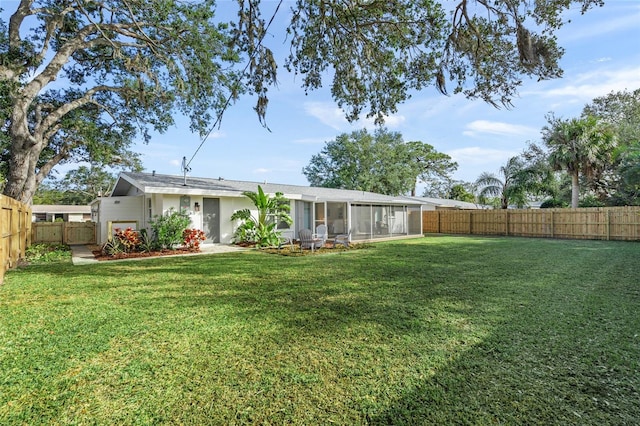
[[182, 229, 206, 251], [113, 227, 141, 253]]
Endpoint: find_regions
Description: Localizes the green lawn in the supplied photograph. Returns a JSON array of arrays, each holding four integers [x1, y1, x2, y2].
[[1, 236, 639, 424]]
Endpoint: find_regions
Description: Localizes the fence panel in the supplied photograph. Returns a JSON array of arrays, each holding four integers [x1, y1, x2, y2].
[[64, 222, 96, 245], [1, 195, 32, 284], [32, 222, 63, 243], [423, 207, 640, 241], [32, 222, 96, 245]]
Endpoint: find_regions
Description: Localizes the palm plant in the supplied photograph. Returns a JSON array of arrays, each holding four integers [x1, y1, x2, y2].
[[230, 185, 293, 248], [475, 156, 530, 209], [543, 116, 617, 208]]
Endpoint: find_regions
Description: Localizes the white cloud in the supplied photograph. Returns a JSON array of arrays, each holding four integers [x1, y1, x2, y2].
[[303, 101, 405, 130], [447, 147, 519, 167], [463, 120, 538, 138], [205, 131, 225, 140], [536, 66, 640, 101], [253, 167, 271, 174], [379, 114, 406, 128], [304, 102, 348, 130], [560, 7, 640, 42], [292, 137, 331, 145]]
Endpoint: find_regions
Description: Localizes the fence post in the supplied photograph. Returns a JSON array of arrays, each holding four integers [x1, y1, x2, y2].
[[0, 195, 32, 284], [606, 210, 611, 241], [468, 211, 472, 234], [437, 211, 441, 234], [505, 211, 509, 236]]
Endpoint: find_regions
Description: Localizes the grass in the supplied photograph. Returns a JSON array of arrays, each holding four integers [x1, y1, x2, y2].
[[1, 236, 639, 424]]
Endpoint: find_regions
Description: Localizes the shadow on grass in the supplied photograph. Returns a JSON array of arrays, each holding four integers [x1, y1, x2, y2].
[[4, 236, 639, 423]]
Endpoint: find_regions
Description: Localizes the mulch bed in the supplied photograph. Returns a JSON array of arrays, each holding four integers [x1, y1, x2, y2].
[[89, 241, 361, 260], [89, 245, 200, 261]]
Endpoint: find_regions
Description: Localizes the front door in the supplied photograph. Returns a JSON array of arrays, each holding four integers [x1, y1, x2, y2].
[[202, 198, 220, 243]]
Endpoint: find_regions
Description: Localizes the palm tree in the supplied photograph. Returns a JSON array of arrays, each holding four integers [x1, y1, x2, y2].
[[475, 156, 529, 209], [543, 116, 617, 208]]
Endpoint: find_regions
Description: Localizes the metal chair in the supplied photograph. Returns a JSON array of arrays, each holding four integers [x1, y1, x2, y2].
[[298, 229, 315, 251], [277, 230, 294, 250], [315, 224, 328, 249], [333, 230, 351, 248]]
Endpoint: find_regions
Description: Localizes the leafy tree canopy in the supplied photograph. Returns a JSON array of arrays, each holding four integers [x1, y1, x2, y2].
[[448, 183, 476, 203], [582, 88, 640, 148], [582, 89, 640, 204], [1, 0, 604, 203], [475, 144, 556, 209], [303, 128, 455, 196], [32, 165, 121, 205], [542, 115, 617, 208]]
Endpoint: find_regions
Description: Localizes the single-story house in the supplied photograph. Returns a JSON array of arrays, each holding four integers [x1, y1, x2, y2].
[[92, 172, 481, 245], [31, 204, 92, 222]]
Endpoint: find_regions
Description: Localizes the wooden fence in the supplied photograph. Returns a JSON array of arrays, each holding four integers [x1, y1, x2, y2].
[[423, 206, 640, 241], [1, 195, 32, 284], [32, 222, 96, 245]]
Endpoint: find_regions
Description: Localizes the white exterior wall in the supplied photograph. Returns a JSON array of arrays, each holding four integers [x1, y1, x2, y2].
[[95, 196, 145, 244], [99, 191, 298, 245], [66, 213, 86, 222], [222, 197, 255, 244], [153, 194, 256, 244]]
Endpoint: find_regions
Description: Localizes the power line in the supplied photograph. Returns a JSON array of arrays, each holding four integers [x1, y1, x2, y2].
[[185, 0, 284, 169]]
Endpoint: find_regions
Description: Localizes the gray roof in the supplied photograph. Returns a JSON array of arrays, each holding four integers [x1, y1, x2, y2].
[[406, 196, 486, 210], [112, 172, 421, 205], [31, 205, 91, 214]]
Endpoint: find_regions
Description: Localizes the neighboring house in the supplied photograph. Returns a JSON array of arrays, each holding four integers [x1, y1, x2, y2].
[[408, 197, 487, 210], [93, 172, 440, 245], [31, 205, 92, 222]]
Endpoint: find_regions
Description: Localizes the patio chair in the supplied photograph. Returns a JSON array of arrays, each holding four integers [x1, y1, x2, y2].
[[333, 230, 351, 248], [298, 229, 318, 251], [315, 224, 328, 249], [277, 230, 294, 250]]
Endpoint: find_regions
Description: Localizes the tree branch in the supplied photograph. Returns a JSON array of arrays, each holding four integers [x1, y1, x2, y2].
[[34, 84, 123, 141]]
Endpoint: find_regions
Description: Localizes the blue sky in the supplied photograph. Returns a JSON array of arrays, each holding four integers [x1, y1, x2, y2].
[[5, 1, 640, 193]]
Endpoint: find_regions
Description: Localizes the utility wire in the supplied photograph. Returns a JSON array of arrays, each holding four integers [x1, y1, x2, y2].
[[186, 0, 284, 169]]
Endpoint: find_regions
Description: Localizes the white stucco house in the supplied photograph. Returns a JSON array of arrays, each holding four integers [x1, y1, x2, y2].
[[31, 204, 92, 222], [91, 172, 481, 245]]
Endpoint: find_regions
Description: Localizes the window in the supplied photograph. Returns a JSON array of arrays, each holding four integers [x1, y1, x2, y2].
[[408, 205, 422, 235], [351, 204, 372, 240], [314, 202, 325, 229]]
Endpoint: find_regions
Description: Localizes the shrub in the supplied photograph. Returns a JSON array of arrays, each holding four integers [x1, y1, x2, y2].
[[540, 198, 568, 208], [138, 228, 156, 253], [231, 185, 292, 248], [101, 239, 125, 256], [579, 195, 606, 208], [150, 208, 191, 249], [113, 227, 141, 253], [25, 243, 71, 263], [182, 229, 206, 250]]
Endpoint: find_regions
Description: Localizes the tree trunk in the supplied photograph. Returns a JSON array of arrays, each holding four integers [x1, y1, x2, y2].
[[2, 123, 42, 205], [3, 153, 41, 206], [571, 172, 580, 208]]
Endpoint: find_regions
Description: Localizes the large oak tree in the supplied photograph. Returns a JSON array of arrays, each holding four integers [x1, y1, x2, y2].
[[583, 89, 640, 204], [302, 128, 456, 196], [1, 0, 603, 204]]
